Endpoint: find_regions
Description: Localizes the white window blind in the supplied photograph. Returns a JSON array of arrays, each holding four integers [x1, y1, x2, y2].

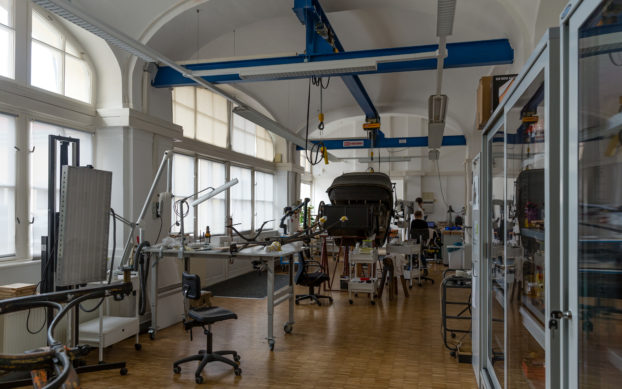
[[197, 159, 226, 235], [230, 166, 252, 231], [29, 121, 93, 257], [0, 113, 16, 257], [232, 113, 274, 162], [171, 154, 195, 235], [172, 87, 228, 148], [0, 0, 15, 79], [255, 171, 274, 230]]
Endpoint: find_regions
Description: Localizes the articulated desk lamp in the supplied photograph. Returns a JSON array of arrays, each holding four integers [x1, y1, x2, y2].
[[118, 150, 238, 274], [176, 178, 239, 254]]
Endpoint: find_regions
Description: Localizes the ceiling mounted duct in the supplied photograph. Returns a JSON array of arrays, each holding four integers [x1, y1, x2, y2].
[[437, 0, 457, 37]]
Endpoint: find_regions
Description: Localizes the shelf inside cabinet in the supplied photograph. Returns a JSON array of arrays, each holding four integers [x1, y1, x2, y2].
[[522, 295, 545, 324], [520, 307, 545, 349], [521, 228, 545, 242]]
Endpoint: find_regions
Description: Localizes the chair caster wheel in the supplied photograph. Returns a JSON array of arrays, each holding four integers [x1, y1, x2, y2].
[[354, 293, 358, 297], [148, 329, 155, 340], [284, 323, 293, 333], [349, 299, 353, 304], [295, 300, 299, 305], [234, 368, 242, 376], [269, 339, 275, 351], [120, 367, 128, 376], [195, 375, 204, 384], [316, 301, 322, 306], [370, 300, 376, 305], [451, 333, 456, 338], [134, 343, 142, 351], [234, 354, 241, 362], [173, 366, 181, 374], [328, 297, 334, 303]]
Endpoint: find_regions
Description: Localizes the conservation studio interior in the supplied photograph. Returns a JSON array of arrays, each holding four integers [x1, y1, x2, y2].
[[0, 0, 620, 388]]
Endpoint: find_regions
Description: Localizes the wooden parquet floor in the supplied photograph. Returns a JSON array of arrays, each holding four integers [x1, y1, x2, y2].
[[76, 264, 477, 388]]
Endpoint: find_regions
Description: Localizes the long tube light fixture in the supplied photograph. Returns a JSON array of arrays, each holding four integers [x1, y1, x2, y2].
[[190, 179, 238, 207], [193, 51, 438, 80], [31, 0, 338, 159]]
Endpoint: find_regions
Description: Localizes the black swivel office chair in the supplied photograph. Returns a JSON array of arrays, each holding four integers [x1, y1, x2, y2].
[[173, 272, 241, 384], [295, 251, 333, 306], [410, 228, 435, 286]]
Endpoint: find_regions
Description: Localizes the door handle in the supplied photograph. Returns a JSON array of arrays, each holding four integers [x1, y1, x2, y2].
[[549, 310, 572, 330]]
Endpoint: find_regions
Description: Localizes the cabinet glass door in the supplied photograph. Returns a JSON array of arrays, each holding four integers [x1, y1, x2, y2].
[[506, 80, 547, 389], [572, 1, 622, 387], [487, 126, 506, 387]]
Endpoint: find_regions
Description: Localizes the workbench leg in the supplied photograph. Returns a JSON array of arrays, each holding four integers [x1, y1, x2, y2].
[[149, 258, 158, 339], [267, 259, 275, 351], [286, 256, 295, 333]]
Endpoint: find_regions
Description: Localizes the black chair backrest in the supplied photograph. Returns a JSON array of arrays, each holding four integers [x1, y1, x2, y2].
[[411, 228, 429, 245], [182, 272, 201, 300]]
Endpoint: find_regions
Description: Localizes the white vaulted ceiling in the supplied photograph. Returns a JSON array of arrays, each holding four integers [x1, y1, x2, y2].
[[68, 0, 567, 142]]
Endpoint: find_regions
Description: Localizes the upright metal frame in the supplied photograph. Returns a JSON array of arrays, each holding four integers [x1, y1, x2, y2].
[[561, 1, 606, 387], [479, 28, 562, 389]]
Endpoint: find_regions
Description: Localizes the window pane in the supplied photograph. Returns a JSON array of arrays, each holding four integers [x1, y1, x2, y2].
[[65, 55, 91, 103], [213, 120, 228, 148], [196, 88, 214, 117], [65, 39, 80, 57], [174, 103, 195, 139], [31, 40, 62, 94], [197, 159, 226, 235], [171, 154, 195, 234], [255, 172, 274, 230], [230, 166, 252, 231], [29, 122, 93, 257], [0, 0, 14, 27], [196, 113, 214, 144], [300, 182, 311, 202], [0, 113, 15, 256], [213, 93, 228, 123], [173, 87, 195, 109], [32, 10, 63, 50], [0, 26, 14, 79]]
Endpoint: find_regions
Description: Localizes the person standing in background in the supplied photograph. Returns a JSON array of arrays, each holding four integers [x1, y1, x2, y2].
[[415, 197, 426, 220]]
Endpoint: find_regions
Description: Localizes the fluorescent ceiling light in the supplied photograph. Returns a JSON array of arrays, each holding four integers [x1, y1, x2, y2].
[[232, 106, 340, 162], [193, 52, 438, 80], [356, 156, 416, 163], [428, 94, 448, 123], [437, 0, 457, 37]]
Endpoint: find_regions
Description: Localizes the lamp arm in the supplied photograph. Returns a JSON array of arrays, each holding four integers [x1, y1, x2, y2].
[[119, 150, 173, 271]]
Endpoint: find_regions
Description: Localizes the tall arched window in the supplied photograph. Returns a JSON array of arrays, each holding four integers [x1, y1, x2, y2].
[[30, 8, 93, 103]]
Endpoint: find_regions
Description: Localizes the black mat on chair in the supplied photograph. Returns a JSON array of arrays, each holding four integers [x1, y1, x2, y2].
[[204, 271, 290, 299]]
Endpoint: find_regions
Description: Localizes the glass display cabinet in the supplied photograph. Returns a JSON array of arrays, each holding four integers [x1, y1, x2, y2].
[[480, 28, 560, 389], [563, 0, 622, 387]]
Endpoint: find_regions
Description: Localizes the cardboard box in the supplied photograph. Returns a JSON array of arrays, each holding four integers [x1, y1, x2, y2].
[[477, 74, 517, 129]]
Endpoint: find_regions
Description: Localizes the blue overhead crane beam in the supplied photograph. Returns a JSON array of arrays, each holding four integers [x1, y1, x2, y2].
[[295, 134, 467, 150], [292, 0, 379, 121], [152, 39, 513, 85]]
